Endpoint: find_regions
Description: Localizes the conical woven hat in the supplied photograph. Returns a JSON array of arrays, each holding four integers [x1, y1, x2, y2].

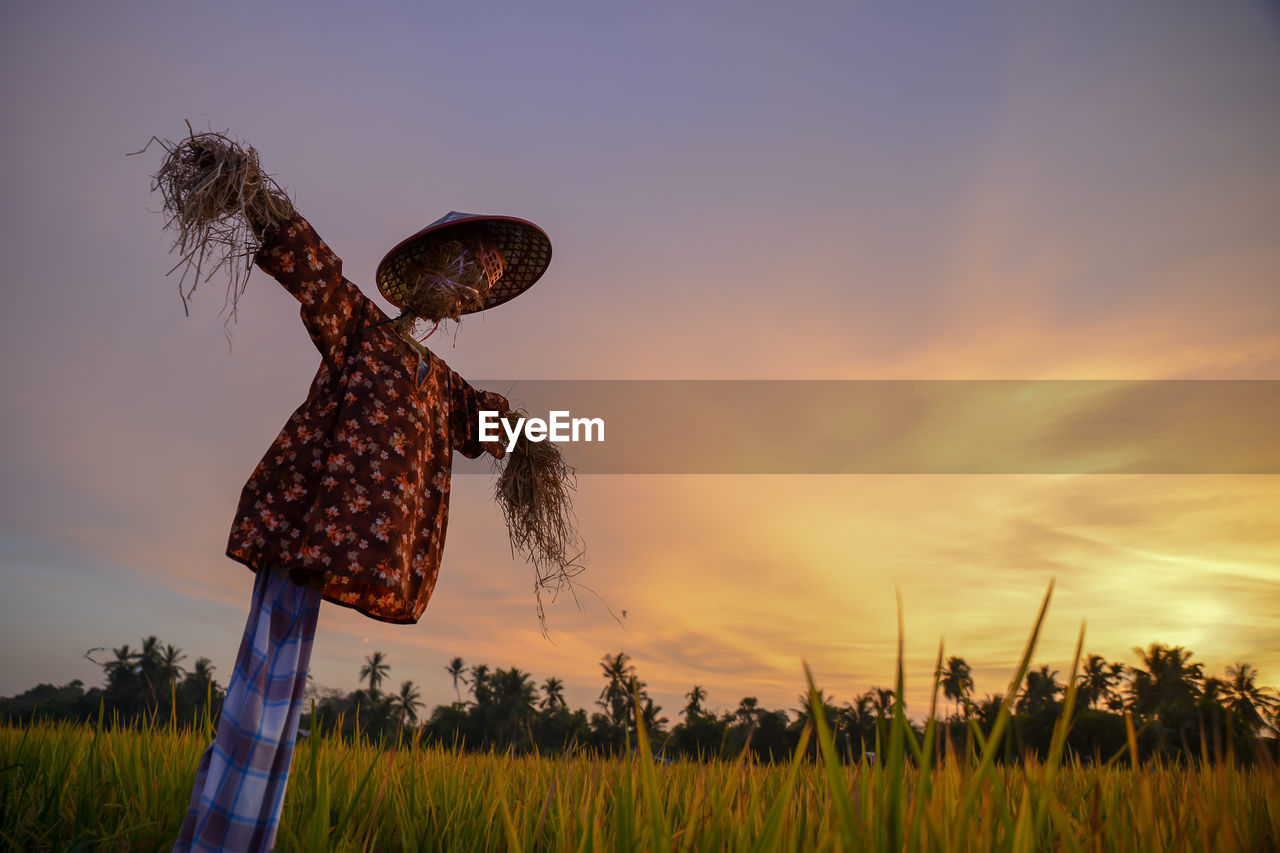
[[376, 212, 552, 315]]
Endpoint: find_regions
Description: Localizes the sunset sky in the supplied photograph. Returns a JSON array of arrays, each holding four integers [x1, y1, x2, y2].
[[1, 1, 1277, 721]]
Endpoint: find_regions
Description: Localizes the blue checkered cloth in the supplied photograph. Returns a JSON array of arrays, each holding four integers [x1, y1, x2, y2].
[[174, 568, 321, 852]]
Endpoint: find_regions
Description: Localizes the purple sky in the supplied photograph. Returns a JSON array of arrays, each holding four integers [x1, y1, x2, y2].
[[2, 2, 1278, 718]]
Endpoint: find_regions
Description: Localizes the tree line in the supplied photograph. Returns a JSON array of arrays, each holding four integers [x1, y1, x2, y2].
[[2, 640, 1276, 764]]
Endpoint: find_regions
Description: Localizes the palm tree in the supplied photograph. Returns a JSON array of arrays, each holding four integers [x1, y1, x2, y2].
[[392, 680, 424, 727], [793, 687, 838, 758], [735, 696, 761, 728], [359, 651, 390, 698], [842, 693, 876, 755], [105, 644, 139, 682], [158, 643, 187, 689], [491, 667, 538, 746], [189, 657, 216, 685], [137, 635, 164, 704], [1128, 644, 1202, 721], [1200, 676, 1227, 707], [103, 643, 144, 713], [1075, 653, 1126, 706], [1017, 666, 1061, 715], [974, 693, 1005, 729], [1106, 662, 1126, 703], [181, 657, 220, 708], [138, 636, 163, 668], [941, 656, 974, 720], [469, 664, 492, 707], [1223, 662, 1278, 731], [1076, 654, 1105, 710], [794, 687, 838, 729], [626, 675, 653, 734], [640, 694, 668, 735], [445, 657, 468, 704], [598, 653, 634, 733], [870, 687, 896, 721], [683, 685, 708, 722], [540, 676, 565, 712]]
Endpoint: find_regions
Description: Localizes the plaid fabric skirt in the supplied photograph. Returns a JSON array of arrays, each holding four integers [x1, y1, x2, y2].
[[174, 568, 322, 852]]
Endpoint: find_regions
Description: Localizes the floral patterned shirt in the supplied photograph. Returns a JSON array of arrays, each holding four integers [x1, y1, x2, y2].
[[226, 213, 509, 624]]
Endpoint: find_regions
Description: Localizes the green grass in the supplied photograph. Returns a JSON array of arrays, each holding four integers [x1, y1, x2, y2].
[[3, 585, 1278, 851]]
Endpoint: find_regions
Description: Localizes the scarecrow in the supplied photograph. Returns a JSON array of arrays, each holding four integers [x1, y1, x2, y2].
[[140, 127, 581, 852]]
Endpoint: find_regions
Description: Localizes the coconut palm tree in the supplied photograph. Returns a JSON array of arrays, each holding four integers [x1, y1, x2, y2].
[[1077, 655, 1126, 711], [491, 667, 538, 747], [1128, 644, 1202, 720], [1200, 675, 1228, 716], [793, 687, 838, 730], [138, 636, 163, 668], [359, 651, 390, 698], [627, 675, 654, 733], [469, 664, 492, 708], [1104, 664, 1127, 712], [598, 652, 634, 733], [683, 685, 708, 722], [1223, 662, 1277, 731], [103, 643, 144, 713], [105, 644, 139, 683], [540, 676, 565, 712], [188, 656, 216, 686], [137, 635, 164, 704], [180, 657, 220, 710], [392, 680, 424, 727], [941, 656, 974, 720], [792, 687, 838, 758], [445, 657, 468, 704], [1017, 666, 1061, 715], [1076, 654, 1106, 710], [158, 643, 187, 689], [974, 693, 1005, 729], [870, 687, 896, 721], [640, 694, 668, 735], [735, 696, 761, 728], [841, 693, 877, 756]]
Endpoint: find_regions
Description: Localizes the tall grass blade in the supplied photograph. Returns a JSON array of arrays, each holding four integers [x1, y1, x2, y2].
[[631, 682, 671, 850], [803, 663, 856, 843], [955, 579, 1055, 838]]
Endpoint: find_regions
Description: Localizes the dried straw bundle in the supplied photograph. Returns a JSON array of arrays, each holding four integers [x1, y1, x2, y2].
[[134, 123, 294, 320], [494, 413, 586, 630], [402, 239, 497, 323]]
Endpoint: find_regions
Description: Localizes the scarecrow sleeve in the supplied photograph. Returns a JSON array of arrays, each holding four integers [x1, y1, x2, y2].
[[449, 369, 510, 460], [253, 214, 370, 365]]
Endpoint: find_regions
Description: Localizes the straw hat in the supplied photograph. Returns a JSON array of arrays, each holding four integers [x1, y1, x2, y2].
[[376, 212, 552, 316]]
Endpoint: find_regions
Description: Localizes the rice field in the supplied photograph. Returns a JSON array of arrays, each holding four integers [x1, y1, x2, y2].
[[3, 712, 1278, 851], [4, 588, 1278, 851]]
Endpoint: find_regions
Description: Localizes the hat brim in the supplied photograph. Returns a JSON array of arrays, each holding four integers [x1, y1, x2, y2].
[[375, 213, 552, 315]]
